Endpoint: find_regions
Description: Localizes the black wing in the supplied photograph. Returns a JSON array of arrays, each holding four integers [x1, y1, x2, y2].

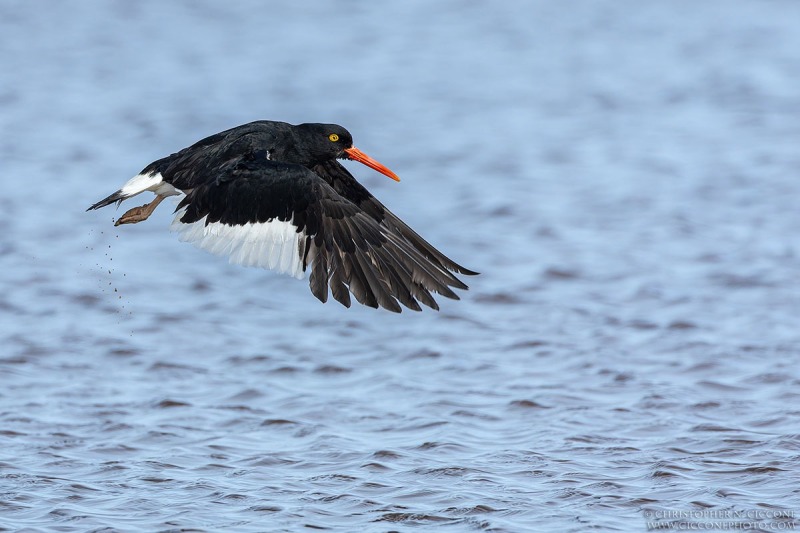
[[174, 150, 470, 312], [144, 121, 293, 191], [311, 159, 478, 277]]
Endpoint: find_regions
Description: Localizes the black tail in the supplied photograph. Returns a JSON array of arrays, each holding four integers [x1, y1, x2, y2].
[[86, 190, 126, 211]]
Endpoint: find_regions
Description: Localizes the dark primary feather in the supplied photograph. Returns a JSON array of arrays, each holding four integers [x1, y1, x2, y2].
[[177, 150, 470, 312], [311, 159, 479, 277]]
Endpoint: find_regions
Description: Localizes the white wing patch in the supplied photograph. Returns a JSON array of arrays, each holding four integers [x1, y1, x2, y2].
[[170, 207, 306, 279], [120, 171, 179, 198]]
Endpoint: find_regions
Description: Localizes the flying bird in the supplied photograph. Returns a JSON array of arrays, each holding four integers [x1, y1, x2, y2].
[[87, 121, 477, 312]]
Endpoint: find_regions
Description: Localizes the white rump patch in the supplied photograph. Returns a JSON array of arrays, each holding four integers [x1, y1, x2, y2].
[[170, 207, 305, 279], [120, 172, 179, 199]]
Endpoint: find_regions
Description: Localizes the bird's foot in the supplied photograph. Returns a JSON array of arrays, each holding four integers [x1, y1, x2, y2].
[[115, 204, 151, 226], [114, 195, 165, 226]]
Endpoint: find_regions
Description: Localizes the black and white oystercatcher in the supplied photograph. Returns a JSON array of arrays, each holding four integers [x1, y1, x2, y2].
[[87, 121, 477, 312]]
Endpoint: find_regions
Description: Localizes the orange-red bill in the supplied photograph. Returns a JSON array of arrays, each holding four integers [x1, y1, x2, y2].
[[344, 147, 400, 182]]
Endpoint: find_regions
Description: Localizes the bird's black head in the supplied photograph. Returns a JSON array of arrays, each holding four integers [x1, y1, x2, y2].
[[294, 123, 400, 182], [294, 123, 354, 162]]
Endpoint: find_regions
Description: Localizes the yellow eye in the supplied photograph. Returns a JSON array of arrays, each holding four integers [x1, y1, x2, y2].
[[328, 133, 339, 142]]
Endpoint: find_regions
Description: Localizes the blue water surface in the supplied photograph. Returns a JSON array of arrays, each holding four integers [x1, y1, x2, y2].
[[1, 1, 799, 531]]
